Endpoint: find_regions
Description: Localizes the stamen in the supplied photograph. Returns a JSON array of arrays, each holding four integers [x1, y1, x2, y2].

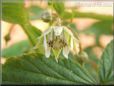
[[47, 36, 67, 50]]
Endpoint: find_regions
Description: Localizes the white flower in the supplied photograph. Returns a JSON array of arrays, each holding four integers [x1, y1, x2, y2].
[[39, 24, 80, 62], [44, 34, 51, 58], [53, 26, 63, 36], [63, 46, 70, 59]]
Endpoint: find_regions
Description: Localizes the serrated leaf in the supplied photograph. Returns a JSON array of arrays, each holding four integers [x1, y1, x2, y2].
[[99, 40, 114, 84], [2, 40, 30, 58], [2, 0, 42, 45], [2, 53, 97, 84]]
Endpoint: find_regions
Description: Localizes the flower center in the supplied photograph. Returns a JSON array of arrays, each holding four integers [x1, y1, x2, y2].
[[48, 36, 67, 50]]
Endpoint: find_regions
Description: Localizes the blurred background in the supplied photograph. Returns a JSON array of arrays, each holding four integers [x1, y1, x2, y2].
[[1, 0, 113, 64]]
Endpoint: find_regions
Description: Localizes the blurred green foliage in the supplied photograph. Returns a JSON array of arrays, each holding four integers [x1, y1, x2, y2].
[[1, 0, 113, 85], [99, 40, 114, 84], [2, 40, 30, 57], [2, 0, 41, 45]]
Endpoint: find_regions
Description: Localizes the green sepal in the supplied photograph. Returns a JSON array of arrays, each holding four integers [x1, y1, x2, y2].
[[52, 48, 62, 62]]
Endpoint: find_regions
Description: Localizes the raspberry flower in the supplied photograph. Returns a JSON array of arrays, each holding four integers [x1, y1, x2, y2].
[[38, 18, 80, 62]]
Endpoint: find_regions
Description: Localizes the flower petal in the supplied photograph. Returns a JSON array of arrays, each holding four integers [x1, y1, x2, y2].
[[44, 35, 47, 49], [49, 28, 53, 40], [53, 26, 63, 36], [63, 46, 70, 59], [74, 39, 80, 54], [63, 26, 74, 38], [44, 35, 51, 58], [63, 26, 79, 40], [76, 43, 80, 54], [45, 47, 51, 58]]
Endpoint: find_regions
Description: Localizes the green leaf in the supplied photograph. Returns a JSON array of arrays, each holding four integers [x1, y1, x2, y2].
[[67, 23, 79, 40], [2, 40, 30, 58], [28, 6, 44, 20], [99, 40, 114, 84], [49, 1, 113, 21], [82, 21, 113, 35], [52, 1, 65, 15], [2, 0, 42, 46], [21, 23, 41, 45], [63, 22, 79, 40], [2, 0, 28, 24], [84, 47, 99, 64], [81, 21, 113, 46], [52, 49, 62, 62], [61, 11, 73, 19], [83, 47, 100, 83], [2, 53, 97, 84]]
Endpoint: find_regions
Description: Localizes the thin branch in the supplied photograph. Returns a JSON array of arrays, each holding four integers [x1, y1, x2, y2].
[[62, 11, 113, 21]]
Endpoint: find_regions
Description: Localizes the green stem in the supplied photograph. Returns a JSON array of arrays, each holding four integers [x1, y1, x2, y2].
[[20, 22, 41, 46], [74, 11, 113, 21], [63, 11, 113, 21]]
